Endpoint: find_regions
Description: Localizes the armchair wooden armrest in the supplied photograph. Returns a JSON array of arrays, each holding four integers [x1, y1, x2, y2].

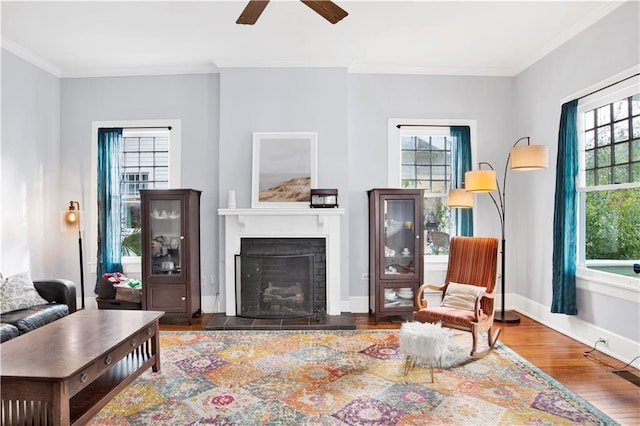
[[415, 283, 445, 309], [472, 289, 486, 320], [472, 288, 496, 320]]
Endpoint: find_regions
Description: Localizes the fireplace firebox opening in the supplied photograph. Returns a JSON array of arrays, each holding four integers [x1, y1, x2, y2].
[[235, 238, 326, 319]]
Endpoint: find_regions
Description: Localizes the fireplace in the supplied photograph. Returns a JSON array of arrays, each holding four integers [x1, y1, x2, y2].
[[235, 238, 326, 319], [219, 208, 344, 316]]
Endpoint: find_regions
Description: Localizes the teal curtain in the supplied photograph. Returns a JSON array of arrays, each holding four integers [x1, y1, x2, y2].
[[552, 100, 578, 315], [450, 126, 473, 236], [96, 128, 123, 291]]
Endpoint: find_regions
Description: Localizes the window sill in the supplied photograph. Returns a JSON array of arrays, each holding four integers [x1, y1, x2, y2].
[[423, 255, 448, 272], [576, 266, 639, 301], [122, 257, 142, 274], [424, 255, 448, 264], [88, 257, 141, 275]]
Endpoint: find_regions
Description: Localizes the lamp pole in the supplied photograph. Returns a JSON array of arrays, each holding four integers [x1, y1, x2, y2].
[[66, 201, 85, 310], [471, 136, 545, 323], [478, 159, 519, 323], [77, 220, 85, 310], [452, 136, 547, 323]]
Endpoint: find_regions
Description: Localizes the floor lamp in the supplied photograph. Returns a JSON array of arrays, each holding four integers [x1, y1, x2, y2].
[[64, 201, 85, 309], [449, 137, 548, 323]]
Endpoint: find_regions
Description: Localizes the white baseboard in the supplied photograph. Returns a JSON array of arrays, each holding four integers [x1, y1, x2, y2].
[[202, 294, 221, 313], [511, 294, 639, 369]]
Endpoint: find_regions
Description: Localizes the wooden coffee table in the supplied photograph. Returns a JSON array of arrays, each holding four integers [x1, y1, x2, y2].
[[1, 309, 164, 425]]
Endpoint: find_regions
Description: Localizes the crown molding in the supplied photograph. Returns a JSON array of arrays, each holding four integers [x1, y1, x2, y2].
[[1, 37, 62, 77], [347, 64, 513, 77], [1, 37, 219, 78], [61, 63, 219, 79]]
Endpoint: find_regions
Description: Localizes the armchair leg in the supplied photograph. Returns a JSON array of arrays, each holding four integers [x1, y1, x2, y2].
[[470, 327, 502, 359], [489, 326, 502, 349]]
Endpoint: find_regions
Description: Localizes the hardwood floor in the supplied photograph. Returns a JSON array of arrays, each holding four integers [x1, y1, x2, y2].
[[162, 313, 639, 425]]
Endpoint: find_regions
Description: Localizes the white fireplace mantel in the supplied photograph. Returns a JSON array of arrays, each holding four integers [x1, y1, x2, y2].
[[218, 208, 345, 316]]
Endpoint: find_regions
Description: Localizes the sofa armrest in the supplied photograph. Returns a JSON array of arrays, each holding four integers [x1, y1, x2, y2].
[[34, 279, 77, 314]]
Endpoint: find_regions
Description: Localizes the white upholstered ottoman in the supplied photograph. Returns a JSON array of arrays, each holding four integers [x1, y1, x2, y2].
[[399, 321, 449, 382]]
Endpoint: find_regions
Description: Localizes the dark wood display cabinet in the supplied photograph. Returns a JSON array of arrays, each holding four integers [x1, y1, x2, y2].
[[141, 188, 202, 324], [368, 188, 424, 324]]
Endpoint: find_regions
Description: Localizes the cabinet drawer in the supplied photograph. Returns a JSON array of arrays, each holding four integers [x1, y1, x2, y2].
[[68, 362, 100, 396], [97, 326, 157, 374], [148, 284, 187, 312]]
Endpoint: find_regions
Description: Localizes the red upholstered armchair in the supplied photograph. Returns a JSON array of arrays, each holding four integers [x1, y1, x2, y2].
[[414, 236, 501, 358]]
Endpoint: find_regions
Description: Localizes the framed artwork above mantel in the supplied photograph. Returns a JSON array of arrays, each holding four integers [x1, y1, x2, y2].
[[251, 132, 318, 208]]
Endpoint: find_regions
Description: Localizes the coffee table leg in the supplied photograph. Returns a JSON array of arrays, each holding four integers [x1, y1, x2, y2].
[[152, 319, 161, 373], [52, 381, 70, 426]]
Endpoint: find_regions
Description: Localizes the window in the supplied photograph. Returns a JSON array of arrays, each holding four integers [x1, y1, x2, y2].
[[388, 120, 476, 257], [577, 78, 640, 279], [401, 132, 452, 254], [120, 130, 171, 256], [90, 120, 181, 273]]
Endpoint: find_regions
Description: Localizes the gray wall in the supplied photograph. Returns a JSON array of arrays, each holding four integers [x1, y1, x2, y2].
[[1, 50, 61, 279], [218, 68, 349, 302], [347, 74, 514, 297], [59, 73, 219, 307], [512, 0, 640, 342]]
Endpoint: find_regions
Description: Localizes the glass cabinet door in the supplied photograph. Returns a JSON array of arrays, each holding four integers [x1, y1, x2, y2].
[[383, 286, 415, 310], [148, 198, 183, 277], [382, 198, 417, 278]]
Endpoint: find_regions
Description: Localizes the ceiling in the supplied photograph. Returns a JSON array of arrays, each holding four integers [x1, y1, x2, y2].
[[0, 1, 625, 78]]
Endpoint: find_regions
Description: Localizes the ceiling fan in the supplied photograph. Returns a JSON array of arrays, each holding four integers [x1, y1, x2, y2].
[[237, 1, 348, 25]]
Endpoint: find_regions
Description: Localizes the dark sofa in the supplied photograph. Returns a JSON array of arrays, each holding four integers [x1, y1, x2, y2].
[[0, 279, 77, 343]]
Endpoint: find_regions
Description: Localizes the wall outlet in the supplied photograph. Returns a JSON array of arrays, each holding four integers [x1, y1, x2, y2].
[[597, 336, 608, 346], [362, 273, 370, 280]]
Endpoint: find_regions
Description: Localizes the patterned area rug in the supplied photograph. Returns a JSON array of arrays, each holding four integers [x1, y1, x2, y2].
[[89, 330, 616, 425]]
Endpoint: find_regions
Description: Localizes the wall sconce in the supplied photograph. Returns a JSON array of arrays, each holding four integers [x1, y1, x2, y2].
[[449, 137, 548, 324], [63, 201, 85, 309]]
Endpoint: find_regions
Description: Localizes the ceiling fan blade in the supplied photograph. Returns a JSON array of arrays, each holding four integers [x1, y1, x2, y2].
[[236, 0, 271, 25], [300, 1, 348, 24]]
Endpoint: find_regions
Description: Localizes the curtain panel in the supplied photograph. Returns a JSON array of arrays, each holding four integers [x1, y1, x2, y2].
[[96, 128, 124, 291], [450, 126, 473, 236], [551, 100, 579, 315]]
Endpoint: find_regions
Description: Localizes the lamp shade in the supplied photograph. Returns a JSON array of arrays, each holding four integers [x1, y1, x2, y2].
[[510, 144, 548, 170], [448, 188, 473, 208], [465, 170, 498, 192]]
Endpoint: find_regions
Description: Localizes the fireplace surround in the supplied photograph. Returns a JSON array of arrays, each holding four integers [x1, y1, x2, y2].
[[219, 208, 344, 316]]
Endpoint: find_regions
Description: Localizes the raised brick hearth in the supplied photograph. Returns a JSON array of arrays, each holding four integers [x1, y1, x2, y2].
[[204, 312, 356, 330]]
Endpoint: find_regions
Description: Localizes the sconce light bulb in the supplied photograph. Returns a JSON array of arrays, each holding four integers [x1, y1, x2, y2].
[[66, 211, 78, 224]]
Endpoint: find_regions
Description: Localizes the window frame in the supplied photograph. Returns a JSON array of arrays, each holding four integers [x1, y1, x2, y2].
[[387, 118, 477, 264], [90, 119, 181, 274], [575, 74, 640, 288]]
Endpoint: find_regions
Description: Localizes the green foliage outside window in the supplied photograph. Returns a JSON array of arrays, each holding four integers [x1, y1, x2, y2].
[[122, 226, 142, 256], [585, 187, 640, 260]]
